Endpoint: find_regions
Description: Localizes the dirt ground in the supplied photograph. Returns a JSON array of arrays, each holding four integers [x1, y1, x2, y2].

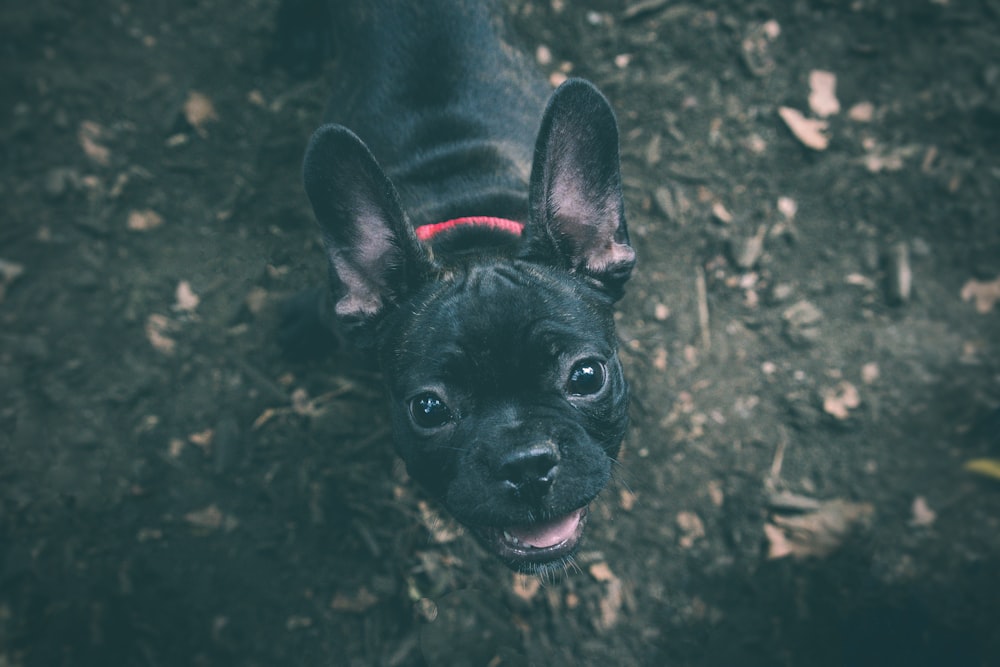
[[2, 0, 1000, 665]]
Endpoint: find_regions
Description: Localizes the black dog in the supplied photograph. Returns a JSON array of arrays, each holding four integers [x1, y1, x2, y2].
[[282, 0, 636, 573]]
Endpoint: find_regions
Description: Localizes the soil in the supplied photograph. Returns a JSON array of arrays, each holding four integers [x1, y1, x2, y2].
[[2, 1, 1000, 665]]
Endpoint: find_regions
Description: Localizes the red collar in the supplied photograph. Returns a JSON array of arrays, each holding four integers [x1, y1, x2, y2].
[[414, 216, 524, 241]]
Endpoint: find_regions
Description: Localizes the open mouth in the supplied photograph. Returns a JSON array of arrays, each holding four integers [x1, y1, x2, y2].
[[473, 507, 589, 571]]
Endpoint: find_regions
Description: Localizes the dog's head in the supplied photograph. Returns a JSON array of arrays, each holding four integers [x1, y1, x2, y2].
[[303, 80, 635, 572]]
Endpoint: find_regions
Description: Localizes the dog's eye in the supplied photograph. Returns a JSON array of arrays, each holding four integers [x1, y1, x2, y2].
[[567, 359, 606, 396], [409, 393, 453, 429]]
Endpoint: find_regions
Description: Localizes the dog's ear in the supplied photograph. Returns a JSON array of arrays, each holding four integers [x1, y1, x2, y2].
[[303, 124, 433, 326], [523, 79, 635, 298]]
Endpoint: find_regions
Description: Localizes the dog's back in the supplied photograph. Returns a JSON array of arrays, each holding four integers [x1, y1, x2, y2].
[[322, 0, 551, 227]]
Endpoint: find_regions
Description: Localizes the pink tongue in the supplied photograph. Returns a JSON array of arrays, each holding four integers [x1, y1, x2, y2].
[[508, 509, 583, 548]]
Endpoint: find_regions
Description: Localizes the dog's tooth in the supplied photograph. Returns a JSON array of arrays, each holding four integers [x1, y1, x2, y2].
[[503, 530, 518, 545]]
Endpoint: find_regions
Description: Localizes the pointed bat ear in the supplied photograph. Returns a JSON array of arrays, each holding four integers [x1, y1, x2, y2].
[[302, 124, 433, 327], [522, 79, 635, 298]]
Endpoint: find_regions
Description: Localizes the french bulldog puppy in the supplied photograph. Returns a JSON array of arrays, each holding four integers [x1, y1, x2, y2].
[[283, 0, 636, 573]]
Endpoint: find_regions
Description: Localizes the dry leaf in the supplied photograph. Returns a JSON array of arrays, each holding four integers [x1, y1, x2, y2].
[[848, 101, 875, 122], [619, 488, 637, 511], [168, 438, 185, 458], [78, 121, 111, 165], [247, 89, 266, 107], [244, 287, 269, 316], [184, 504, 238, 531], [676, 511, 705, 549], [711, 201, 733, 224], [777, 196, 798, 220], [765, 498, 873, 559], [707, 480, 725, 507], [740, 20, 780, 76], [145, 314, 177, 355], [845, 273, 876, 289], [184, 90, 218, 131], [174, 280, 200, 313], [909, 496, 936, 527], [330, 587, 378, 613], [862, 144, 921, 173], [418, 500, 460, 543], [861, 362, 880, 385], [779, 106, 830, 150], [653, 346, 668, 372], [589, 562, 615, 583], [598, 576, 623, 631], [127, 209, 164, 231], [137, 527, 163, 542], [964, 458, 1000, 481], [808, 70, 841, 117], [823, 381, 860, 420], [0, 258, 25, 284], [0, 258, 25, 303], [285, 616, 312, 630], [960, 276, 1000, 313], [588, 562, 623, 630], [188, 428, 213, 450], [512, 573, 540, 602], [252, 407, 278, 430]]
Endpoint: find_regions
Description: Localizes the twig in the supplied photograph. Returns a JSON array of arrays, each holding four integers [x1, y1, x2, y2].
[[767, 427, 789, 490], [695, 265, 711, 352]]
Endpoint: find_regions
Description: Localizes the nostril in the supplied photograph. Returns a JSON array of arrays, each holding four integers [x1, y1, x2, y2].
[[499, 444, 560, 498]]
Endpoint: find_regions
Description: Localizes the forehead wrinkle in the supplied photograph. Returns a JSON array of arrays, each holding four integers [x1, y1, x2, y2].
[[393, 261, 610, 378]]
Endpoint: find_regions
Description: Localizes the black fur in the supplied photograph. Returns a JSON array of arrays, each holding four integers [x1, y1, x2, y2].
[[283, 0, 635, 573]]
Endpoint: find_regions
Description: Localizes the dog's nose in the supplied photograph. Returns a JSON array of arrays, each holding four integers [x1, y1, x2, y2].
[[498, 443, 560, 502]]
